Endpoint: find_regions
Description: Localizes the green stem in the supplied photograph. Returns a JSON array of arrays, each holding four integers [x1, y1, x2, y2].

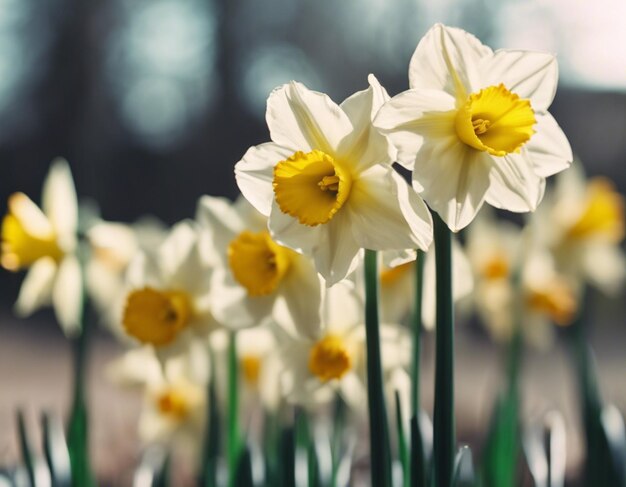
[[227, 332, 241, 487], [364, 249, 392, 487], [432, 213, 455, 487], [411, 249, 425, 417]]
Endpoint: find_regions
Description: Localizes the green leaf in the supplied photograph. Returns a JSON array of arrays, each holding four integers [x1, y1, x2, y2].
[[452, 446, 475, 487], [481, 391, 519, 487], [395, 391, 409, 487], [200, 354, 221, 487], [227, 332, 241, 487], [67, 397, 95, 487], [363, 249, 393, 487], [410, 413, 427, 487], [233, 444, 254, 487], [278, 424, 295, 487], [42, 412, 71, 487]]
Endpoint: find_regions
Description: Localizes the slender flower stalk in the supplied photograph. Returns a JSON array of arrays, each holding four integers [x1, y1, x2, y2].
[[433, 213, 455, 487], [364, 250, 392, 487], [411, 249, 425, 417], [227, 332, 241, 487]]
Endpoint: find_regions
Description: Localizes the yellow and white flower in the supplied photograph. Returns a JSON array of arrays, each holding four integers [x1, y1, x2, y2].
[[374, 24, 573, 232], [235, 75, 433, 285], [119, 221, 217, 360], [536, 163, 625, 295], [86, 218, 166, 333], [278, 281, 410, 412], [196, 195, 322, 337], [107, 343, 209, 466], [466, 210, 577, 347], [1, 159, 83, 335]]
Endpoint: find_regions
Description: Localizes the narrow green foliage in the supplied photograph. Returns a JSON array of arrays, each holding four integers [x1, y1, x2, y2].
[[278, 424, 296, 487], [227, 332, 241, 487], [201, 353, 221, 487], [410, 414, 426, 487], [42, 412, 71, 487], [432, 213, 455, 487], [411, 250, 425, 417], [16, 411, 36, 487], [153, 453, 171, 487], [364, 249, 393, 487], [395, 391, 410, 487], [233, 445, 254, 487], [481, 330, 521, 487]]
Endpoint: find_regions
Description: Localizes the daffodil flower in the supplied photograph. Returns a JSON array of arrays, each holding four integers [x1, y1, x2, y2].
[[535, 162, 625, 295], [374, 24, 573, 231], [278, 281, 410, 411], [119, 221, 217, 360], [235, 75, 433, 285], [1, 159, 83, 335], [107, 343, 209, 461], [196, 195, 322, 337]]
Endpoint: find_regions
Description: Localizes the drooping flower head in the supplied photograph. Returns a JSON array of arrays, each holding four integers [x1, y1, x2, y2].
[[375, 24, 573, 231], [235, 75, 433, 285], [1, 159, 83, 335]]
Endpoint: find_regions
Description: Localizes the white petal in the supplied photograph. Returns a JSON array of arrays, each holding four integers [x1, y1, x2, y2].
[[266, 81, 353, 154], [52, 255, 83, 336], [349, 165, 433, 251], [525, 113, 573, 177], [324, 280, 363, 334], [479, 50, 558, 112], [14, 257, 56, 317], [312, 210, 362, 286], [42, 158, 78, 250], [7, 193, 54, 238], [158, 221, 208, 293], [374, 89, 456, 167], [235, 142, 294, 217], [338, 74, 395, 171], [209, 268, 274, 330], [276, 256, 323, 340], [409, 23, 491, 98], [413, 140, 491, 232], [195, 195, 242, 264], [485, 152, 546, 212], [583, 243, 626, 296], [268, 200, 321, 254]]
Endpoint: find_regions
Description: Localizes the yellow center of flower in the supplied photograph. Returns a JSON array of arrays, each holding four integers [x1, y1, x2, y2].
[[228, 230, 294, 296], [481, 253, 510, 281], [308, 334, 352, 382], [380, 262, 414, 287], [1, 193, 63, 271], [273, 150, 352, 226], [122, 287, 192, 346], [455, 84, 536, 157], [241, 354, 262, 387], [566, 178, 625, 242], [157, 387, 191, 420], [527, 281, 577, 326]]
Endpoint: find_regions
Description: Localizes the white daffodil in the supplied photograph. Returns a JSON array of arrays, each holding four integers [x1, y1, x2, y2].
[[466, 210, 577, 347], [1, 159, 83, 335], [107, 343, 209, 466], [196, 195, 322, 337], [235, 75, 433, 285], [118, 221, 217, 361], [377, 241, 473, 330], [535, 162, 625, 295], [86, 218, 166, 333], [278, 281, 410, 413], [374, 23, 573, 232]]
